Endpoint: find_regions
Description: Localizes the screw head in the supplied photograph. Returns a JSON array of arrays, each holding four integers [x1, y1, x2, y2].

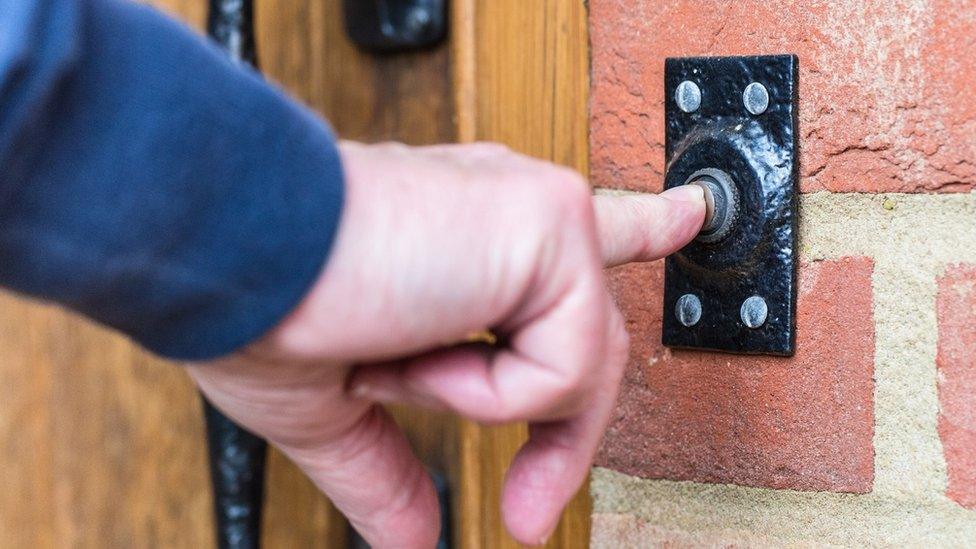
[[743, 82, 769, 115], [740, 296, 768, 328], [675, 294, 702, 327], [675, 81, 701, 113]]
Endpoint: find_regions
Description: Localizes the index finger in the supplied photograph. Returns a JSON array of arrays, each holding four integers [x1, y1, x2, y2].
[[593, 185, 705, 268]]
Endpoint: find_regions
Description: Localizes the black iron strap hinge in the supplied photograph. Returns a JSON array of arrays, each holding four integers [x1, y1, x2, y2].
[[343, 0, 447, 53]]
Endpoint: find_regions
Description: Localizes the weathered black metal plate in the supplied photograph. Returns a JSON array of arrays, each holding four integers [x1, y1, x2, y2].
[[343, 0, 447, 53], [662, 55, 798, 355]]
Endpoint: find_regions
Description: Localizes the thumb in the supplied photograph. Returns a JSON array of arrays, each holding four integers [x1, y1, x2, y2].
[[593, 185, 705, 268], [187, 356, 441, 547], [281, 406, 440, 549]]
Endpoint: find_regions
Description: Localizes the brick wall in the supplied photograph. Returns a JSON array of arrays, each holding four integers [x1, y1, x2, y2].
[[588, 0, 976, 545]]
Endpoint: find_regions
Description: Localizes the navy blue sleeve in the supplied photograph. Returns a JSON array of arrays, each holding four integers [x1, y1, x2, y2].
[[0, 0, 344, 360]]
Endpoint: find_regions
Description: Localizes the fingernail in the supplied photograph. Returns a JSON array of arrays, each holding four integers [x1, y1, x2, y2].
[[661, 184, 704, 203], [349, 381, 404, 403], [350, 382, 371, 399]]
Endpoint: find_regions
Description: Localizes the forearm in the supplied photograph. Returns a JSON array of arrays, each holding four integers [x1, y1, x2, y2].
[[0, 0, 344, 359]]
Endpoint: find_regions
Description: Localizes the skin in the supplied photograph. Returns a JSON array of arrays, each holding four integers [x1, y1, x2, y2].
[[187, 141, 705, 548]]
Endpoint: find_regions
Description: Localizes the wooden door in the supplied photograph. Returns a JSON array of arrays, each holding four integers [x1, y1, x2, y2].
[[452, 1, 591, 547], [0, 1, 590, 547]]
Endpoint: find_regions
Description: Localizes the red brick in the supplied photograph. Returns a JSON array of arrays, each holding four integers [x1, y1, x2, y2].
[[590, 0, 976, 194], [596, 258, 875, 492], [936, 264, 976, 509]]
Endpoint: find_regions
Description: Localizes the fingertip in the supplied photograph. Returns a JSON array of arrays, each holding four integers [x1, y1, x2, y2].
[[660, 183, 704, 203], [348, 356, 468, 411], [665, 194, 707, 247], [649, 186, 707, 256], [348, 380, 371, 399], [370, 467, 442, 548], [501, 480, 564, 546], [348, 468, 441, 549], [291, 406, 441, 549], [346, 366, 397, 400], [499, 442, 583, 546], [595, 189, 706, 267]]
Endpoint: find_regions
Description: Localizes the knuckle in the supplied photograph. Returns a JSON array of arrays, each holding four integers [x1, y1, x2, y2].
[[471, 400, 522, 425], [611, 329, 630, 361], [491, 407, 523, 424], [526, 168, 592, 228], [618, 329, 632, 356], [610, 311, 631, 354], [606, 307, 631, 352], [552, 168, 590, 201], [552, 172, 594, 221], [551, 363, 592, 405], [370, 464, 437, 546], [607, 323, 631, 383], [377, 140, 409, 152], [470, 141, 511, 154], [309, 406, 388, 463]]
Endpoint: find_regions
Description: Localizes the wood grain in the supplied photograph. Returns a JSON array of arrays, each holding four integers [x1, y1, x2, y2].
[[0, 0, 592, 546], [0, 299, 214, 548], [255, 0, 454, 146], [254, 1, 458, 545], [0, 1, 455, 547], [452, 1, 592, 547]]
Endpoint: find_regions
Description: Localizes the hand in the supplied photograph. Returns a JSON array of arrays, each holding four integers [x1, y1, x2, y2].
[[186, 141, 704, 548]]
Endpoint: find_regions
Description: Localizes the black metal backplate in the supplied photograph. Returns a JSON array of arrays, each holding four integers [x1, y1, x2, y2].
[[662, 55, 798, 355]]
